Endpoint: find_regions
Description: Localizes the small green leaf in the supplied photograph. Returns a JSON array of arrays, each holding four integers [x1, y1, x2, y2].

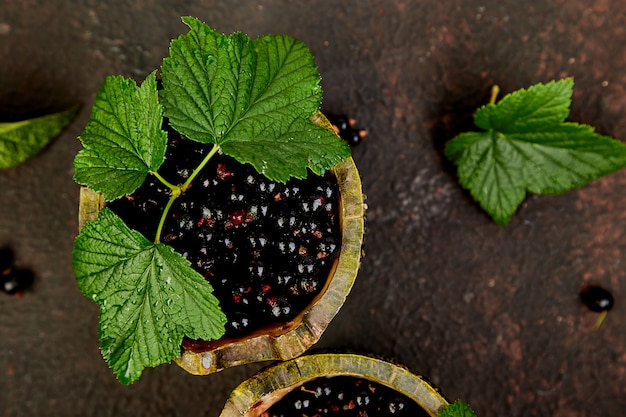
[[474, 79, 573, 132], [0, 107, 77, 168], [72, 208, 226, 384], [160, 16, 350, 182], [439, 400, 478, 417], [445, 79, 626, 225], [73, 71, 167, 201]]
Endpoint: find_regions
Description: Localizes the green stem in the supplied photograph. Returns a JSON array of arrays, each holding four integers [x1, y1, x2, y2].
[[593, 310, 608, 330], [489, 85, 500, 105], [182, 144, 220, 191], [151, 170, 178, 191], [153, 144, 221, 243], [154, 194, 177, 244]]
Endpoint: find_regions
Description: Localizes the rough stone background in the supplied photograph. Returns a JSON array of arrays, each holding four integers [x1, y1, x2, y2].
[[1, 1, 625, 416]]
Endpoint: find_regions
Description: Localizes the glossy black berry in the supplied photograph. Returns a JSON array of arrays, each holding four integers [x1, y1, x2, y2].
[[228, 312, 252, 333], [325, 113, 366, 147], [1, 269, 34, 295], [580, 285, 614, 312], [355, 390, 371, 408], [328, 114, 350, 132]]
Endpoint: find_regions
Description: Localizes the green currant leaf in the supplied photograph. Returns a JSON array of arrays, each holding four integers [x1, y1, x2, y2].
[[160, 16, 350, 182], [0, 107, 77, 168], [72, 208, 226, 385], [438, 400, 478, 417], [73, 71, 167, 201], [445, 79, 626, 225], [473, 79, 572, 132]]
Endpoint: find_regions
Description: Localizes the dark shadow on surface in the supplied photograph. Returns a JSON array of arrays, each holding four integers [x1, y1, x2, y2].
[[0, 70, 81, 122], [422, 79, 495, 220]]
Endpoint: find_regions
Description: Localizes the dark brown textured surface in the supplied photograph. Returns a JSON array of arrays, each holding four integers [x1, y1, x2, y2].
[[1, 1, 625, 416]]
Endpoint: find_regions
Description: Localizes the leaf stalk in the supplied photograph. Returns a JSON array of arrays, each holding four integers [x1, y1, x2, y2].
[[151, 171, 178, 191], [153, 144, 221, 243], [182, 144, 220, 191], [489, 85, 500, 105]]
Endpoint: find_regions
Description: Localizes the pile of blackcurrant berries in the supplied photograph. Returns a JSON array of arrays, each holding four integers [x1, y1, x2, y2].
[[263, 375, 431, 417], [1, 246, 34, 295], [326, 113, 367, 147], [109, 132, 343, 338]]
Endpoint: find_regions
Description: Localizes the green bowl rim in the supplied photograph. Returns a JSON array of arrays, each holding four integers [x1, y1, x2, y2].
[[220, 353, 449, 417]]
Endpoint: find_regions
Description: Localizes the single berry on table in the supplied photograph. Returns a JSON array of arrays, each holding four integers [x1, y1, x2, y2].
[[0, 247, 35, 296], [580, 284, 615, 330], [2, 269, 34, 295], [580, 285, 614, 312]]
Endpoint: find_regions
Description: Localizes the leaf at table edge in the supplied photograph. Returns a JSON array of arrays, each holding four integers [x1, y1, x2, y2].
[[72, 207, 226, 384], [0, 106, 78, 168], [73, 71, 167, 202], [438, 399, 478, 417]]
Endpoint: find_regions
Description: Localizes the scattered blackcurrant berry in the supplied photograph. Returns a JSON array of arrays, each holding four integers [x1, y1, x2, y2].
[[580, 285, 615, 329], [0, 247, 35, 296], [580, 285, 614, 312], [325, 113, 367, 146], [1, 269, 34, 295]]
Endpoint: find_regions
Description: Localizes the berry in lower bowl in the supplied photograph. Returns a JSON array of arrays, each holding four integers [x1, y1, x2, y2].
[[264, 375, 431, 417], [219, 354, 448, 417]]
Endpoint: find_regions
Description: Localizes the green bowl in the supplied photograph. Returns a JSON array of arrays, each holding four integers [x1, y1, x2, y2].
[[220, 353, 449, 417], [78, 112, 365, 375]]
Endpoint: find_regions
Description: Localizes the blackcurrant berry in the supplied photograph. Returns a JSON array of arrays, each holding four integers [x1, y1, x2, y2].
[[346, 130, 362, 146], [355, 391, 371, 408], [228, 312, 251, 332], [1, 269, 34, 295], [580, 284, 615, 330], [328, 114, 350, 132], [580, 285, 614, 312], [266, 297, 292, 319], [325, 113, 366, 147]]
